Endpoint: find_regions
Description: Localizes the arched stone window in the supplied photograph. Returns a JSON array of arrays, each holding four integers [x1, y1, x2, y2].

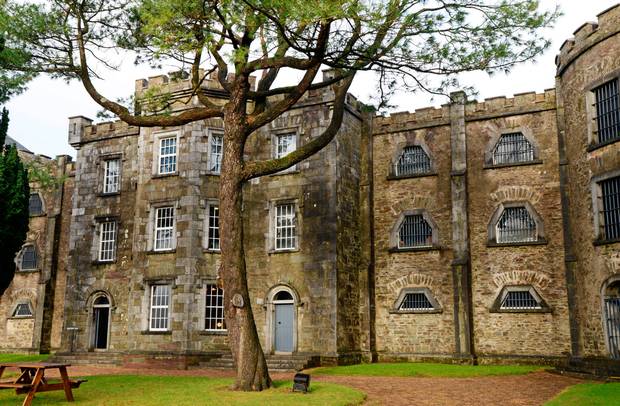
[[492, 132, 535, 165], [394, 146, 432, 176], [490, 285, 550, 313], [389, 210, 439, 251], [28, 193, 44, 216], [18, 245, 38, 270], [488, 202, 545, 246], [392, 288, 442, 314]]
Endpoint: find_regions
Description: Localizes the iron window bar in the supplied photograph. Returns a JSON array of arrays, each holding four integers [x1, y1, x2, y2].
[[399, 292, 434, 311], [594, 79, 620, 145], [12, 303, 32, 317], [500, 290, 541, 310], [496, 206, 537, 243], [21, 246, 37, 269], [395, 146, 432, 176], [28, 194, 43, 216], [600, 176, 620, 241], [205, 284, 226, 331], [604, 297, 620, 359], [398, 214, 433, 248], [492, 132, 535, 165]]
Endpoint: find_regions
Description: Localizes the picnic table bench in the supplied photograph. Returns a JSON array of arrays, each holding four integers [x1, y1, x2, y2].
[[0, 363, 86, 406]]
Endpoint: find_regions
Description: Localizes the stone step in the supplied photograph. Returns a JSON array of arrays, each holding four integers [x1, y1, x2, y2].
[[198, 353, 318, 372]]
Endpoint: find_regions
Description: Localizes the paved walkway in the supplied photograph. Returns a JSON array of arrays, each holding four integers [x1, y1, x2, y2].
[[36, 365, 582, 405]]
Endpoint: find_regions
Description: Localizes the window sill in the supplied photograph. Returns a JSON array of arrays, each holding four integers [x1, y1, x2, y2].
[[29, 213, 46, 218], [7, 316, 34, 320], [98, 192, 121, 197], [389, 309, 443, 314], [388, 245, 441, 253], [483, 159, 543, 170], [489, 308, 552, 314], [151, 172, 179, 179], [91, 260, 116, 266], [268, 248, 300, 255], [204, 171, 221, 177], [387, 172, 437, 181], [593, 237, 620, 246], [146, 249, 176, 255], [16, 269, 40, 273], [587, 137, 620, 152], [200, 330, 228, 336], [203, 249, 221, 254], [141, 330, 172, 335], [486, 239, 547, 248]]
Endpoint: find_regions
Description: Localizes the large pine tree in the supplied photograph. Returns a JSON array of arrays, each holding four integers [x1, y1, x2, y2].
[[0, 108, 29, 296]]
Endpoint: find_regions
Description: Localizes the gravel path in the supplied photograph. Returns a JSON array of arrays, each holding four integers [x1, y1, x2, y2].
[[24, 365, 582, 405]]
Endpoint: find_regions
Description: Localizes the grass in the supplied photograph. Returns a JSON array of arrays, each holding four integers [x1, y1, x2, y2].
[[0, 353, 50, 363], [545, 382, 620, 406], [311, 362, 545, 378], [0, 375, 365, 406]]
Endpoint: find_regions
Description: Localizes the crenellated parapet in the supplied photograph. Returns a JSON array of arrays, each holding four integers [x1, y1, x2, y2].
[[68, 115, 140, 148], [556, 3, 620, 74], [373, 105, 450, 134]]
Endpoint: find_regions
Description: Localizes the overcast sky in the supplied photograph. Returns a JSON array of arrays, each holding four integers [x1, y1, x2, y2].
[[5, 1, 619, 158]]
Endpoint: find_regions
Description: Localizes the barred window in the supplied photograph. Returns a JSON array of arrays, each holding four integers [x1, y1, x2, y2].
[[154, 206, 175, 251], [158, 137, 177, 174], [20, 245, 37, 270], [594, 79, 620, 145], [29, 193, 43, 216], [210, 133, 223, 174], [103, 158, 120, 194], [500, 289, 541, 310], [98, 221, 117, 262], [398, 215, 432, 248], [600, 176, 620, 241], [207, 204, 220, 251], [492, 133, 535, 165], [205, 284, 226, 331], [12, 303, 32, 317], [496, 207, 537, 243], [275, 203, 297, 250], [395, 146, 431, 176], [399, 292, 434, 311], [149, 285, 171, 331]]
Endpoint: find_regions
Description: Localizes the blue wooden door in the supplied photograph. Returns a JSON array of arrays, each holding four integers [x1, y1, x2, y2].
[[275, 304, 294, 352]]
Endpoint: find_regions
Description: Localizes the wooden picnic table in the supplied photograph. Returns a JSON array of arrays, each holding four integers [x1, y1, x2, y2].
[[0, 362, 85, 406]]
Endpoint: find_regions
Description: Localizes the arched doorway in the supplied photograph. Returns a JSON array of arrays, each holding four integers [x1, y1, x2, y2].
[[267, 286, 298, 354], [91, 295, 111, 350], [603, 278, 620, 360]]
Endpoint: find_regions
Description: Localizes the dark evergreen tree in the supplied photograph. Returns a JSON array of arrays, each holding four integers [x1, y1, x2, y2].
[[0, 108, 29, 296]]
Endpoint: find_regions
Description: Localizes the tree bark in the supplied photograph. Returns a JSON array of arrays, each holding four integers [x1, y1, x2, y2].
[[219, 77, 271, 391]]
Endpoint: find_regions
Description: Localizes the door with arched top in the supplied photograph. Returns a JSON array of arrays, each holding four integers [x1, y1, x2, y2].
[[91, 295, 111, 350], [273, 290, 295, 353]]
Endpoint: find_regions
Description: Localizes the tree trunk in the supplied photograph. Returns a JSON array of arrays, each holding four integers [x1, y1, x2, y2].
[[218, 80, 272, 391]]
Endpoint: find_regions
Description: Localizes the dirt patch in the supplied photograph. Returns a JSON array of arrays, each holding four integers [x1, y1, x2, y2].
[[25, 365, 582, 405]]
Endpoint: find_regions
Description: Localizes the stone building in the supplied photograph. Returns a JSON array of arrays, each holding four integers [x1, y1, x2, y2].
[[2, 4, 620, 372], [0, 139, 74, 354]]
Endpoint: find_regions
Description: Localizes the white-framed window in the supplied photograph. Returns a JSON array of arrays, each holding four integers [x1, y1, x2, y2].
[[206, 203, 220, 251], [395, 146, 432, 176], [205, 284, 226, 331], [29, 193, 43, 216], [98, 221, 117, 262], [12, 302, 33, 318], [274, 132, 297, 172], [495, 286, 544, 311], [149, 285, 171, 331], [593, 78, 620, 145], [20, 245, 37, 270], [274, 202, 297, 250], [103, 158, 121, 194], [154, 206, 175, 251], [158, 136, 177, 174], [495, 206, 537, 244], [209, 132, 223, 174], [492, 132, 535, 165], [398, 214, 433, 248]]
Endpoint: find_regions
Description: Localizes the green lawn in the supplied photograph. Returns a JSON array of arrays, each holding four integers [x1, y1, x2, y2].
[[0, 353, 50, 363], [0, 375, 365, 406], [311, 362, 545, 378], [545, 382, 620, 406]]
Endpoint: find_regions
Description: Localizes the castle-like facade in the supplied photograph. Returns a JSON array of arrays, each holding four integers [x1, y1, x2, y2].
[[1, 5, 619, 371]]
